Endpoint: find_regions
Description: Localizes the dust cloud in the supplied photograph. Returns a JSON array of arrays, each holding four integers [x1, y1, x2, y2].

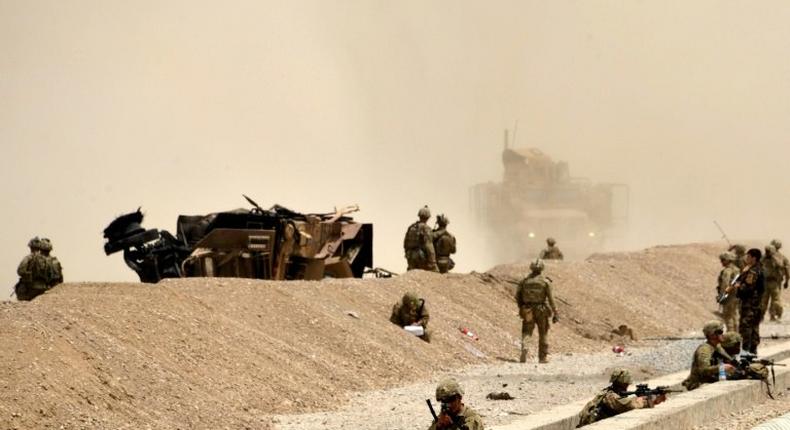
[[2, 1, 790, 296]]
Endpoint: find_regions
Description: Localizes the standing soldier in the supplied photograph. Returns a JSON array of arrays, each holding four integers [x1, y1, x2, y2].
[[761, 245, 784, 321], [717, 252, 740, 332], [516, 259, 559, 363], [39, 238, 63, 287], [15, 237, 52, 301], [432, 214, 456, 274], [540, 237, 564, 260], [729, 244, 747, 270], [404, 206, 438, 272], [770, 239, 790, 288], [724, 248, 765, 354]]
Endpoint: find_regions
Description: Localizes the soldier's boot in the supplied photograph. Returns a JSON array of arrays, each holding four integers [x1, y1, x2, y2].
[[538, 345, 548, 364], [538, 354, 548, 364], [519, 348, 527, 363]]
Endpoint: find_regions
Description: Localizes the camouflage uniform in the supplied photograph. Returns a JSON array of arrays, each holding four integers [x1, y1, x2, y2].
[[15, 237, 52, 301], [539, 238, 564, 260], [717, 252, 740, 332], [428, 379, 484, 430], [736, 263, 765, 354], [39, 238, 63, 287], [404, 206, 438, 272], [761, 246, 783, 320], [516, 260, 558, 363], [432, 215, 456, 274], [577, 370, 653, 427], [718, 332, 770, 381], [682, 321, 727, 390], [390, 292, 431, 342]]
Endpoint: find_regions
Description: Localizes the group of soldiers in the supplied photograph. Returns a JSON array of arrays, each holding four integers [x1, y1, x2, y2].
[[14, 236, 63, 301], [716, 240, 789, 355], [403, 206, 457, 273]]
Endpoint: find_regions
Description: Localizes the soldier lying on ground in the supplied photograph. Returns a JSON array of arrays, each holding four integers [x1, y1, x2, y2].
[[390, 292, 431, 342], [576, 369, 666, 427]]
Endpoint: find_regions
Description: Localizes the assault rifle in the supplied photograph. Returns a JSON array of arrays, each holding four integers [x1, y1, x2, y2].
[[739, 354, 786, 368], [620, 384, 681, 397], [426, 399, 467, 428], [717, 271, 745, 304]]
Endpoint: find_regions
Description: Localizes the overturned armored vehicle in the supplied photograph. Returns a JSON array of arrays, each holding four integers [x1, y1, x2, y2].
[[103, 196, 373, 283]]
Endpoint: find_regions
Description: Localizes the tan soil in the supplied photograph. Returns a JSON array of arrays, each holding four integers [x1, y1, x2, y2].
[[0, 243, 724, 429]]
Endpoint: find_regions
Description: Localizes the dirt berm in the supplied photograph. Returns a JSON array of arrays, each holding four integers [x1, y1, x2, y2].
[[0, 243, 721, 429]]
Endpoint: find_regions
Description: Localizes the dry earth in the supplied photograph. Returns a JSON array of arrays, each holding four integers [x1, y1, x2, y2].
[[0, 243, 727, 429]]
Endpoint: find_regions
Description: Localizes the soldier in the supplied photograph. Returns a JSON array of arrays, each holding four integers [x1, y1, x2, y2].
[[682, 320, 736, 390], [770, 239, 790, 289], [761, 245, 783, 321], [729, 244, 747, 270], [15, 237, 52, 301], [428, 378, 484, 430], [717, 252, 740, 332], [718, 332, 770, 381], [539, 237, 564, 260], [724, 248, 765, 354], [39, 238, 63, 287], [576, 369, 666, 427], [404, 206, 439, 272], [390, 292, 431, 342], [516, 259, 559, 363], [432, 214, 456, 274]]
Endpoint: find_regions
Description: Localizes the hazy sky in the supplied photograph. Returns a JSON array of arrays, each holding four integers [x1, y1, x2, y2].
[[3, 1, 790, 296]]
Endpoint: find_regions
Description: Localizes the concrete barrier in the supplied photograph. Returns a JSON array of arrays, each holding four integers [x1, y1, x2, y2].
[[492, 340, 790, 430]]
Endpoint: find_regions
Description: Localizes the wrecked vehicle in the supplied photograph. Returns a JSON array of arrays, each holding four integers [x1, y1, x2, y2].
[[103, 196, 373, 283]]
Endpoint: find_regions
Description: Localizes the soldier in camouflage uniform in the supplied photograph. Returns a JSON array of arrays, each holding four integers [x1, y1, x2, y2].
[[770, 239, 790, 288], [729, 244, 747, 270], [539, 237, 564, 260], [718, 332, 770, 381], [576, 369, 666, 427], [15, 237, 53, 301], [39, 238, 63, 287], [682, 321, 736, 390], [390, 292, 431, 342], [761, 245, 784, 321], [404, 206, 439, 272], [432, 214, 456, 274], [717, 252, 740, 333], [516, 259, 559, 363], [724, 248, 765, 354], [428, 378, 484, 430]]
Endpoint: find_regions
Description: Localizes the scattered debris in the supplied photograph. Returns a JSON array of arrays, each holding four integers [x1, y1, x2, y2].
[[486, 392, 514, 400], [611, 324, 635, 340], [459, 326, 479, 341], [345, 311, 360, 319]]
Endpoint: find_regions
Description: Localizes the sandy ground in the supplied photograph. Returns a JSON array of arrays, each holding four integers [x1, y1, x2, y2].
[[0, 243, 739, 429]]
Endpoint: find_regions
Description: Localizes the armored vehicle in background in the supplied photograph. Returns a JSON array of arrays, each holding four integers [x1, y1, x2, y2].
[[103, 196, 373, 283], [470, 132, 628, 260]]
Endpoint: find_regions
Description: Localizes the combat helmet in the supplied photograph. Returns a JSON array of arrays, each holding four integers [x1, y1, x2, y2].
[[436, 214, 449, 227], [27, 236, 41, 250], [529, 259, 545, 274], [771, 239, 783, 251], [721, 332, 742, 349], [418, 206, 431, 221], [547, 237, 556, 246], [729, 244, 746, 255], [39, 238, 53, 252], [719, 252, 735, 262], [702, 320, 724, 337], [609, 369, 632, 385], [402, 291, 419, 307], [765, 245, 777, 256], [435, 378, 464, 402]]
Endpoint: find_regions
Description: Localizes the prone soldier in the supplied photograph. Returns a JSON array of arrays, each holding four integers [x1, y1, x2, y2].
[[432, 214, 457, 274], [390, 292, 432, 342], [404, 206, 439, 272], [516, 259, 558, 363], [576, 369, 667, 427]]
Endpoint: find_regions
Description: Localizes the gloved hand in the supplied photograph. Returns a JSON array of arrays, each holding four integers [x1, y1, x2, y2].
[[552, 315, 559, 324]]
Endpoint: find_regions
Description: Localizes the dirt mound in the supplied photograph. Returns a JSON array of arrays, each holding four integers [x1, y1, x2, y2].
[[0, 243, 722, 429]]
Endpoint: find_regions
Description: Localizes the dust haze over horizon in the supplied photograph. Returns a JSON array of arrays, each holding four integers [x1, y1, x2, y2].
[[2, 1, 790, 296]]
